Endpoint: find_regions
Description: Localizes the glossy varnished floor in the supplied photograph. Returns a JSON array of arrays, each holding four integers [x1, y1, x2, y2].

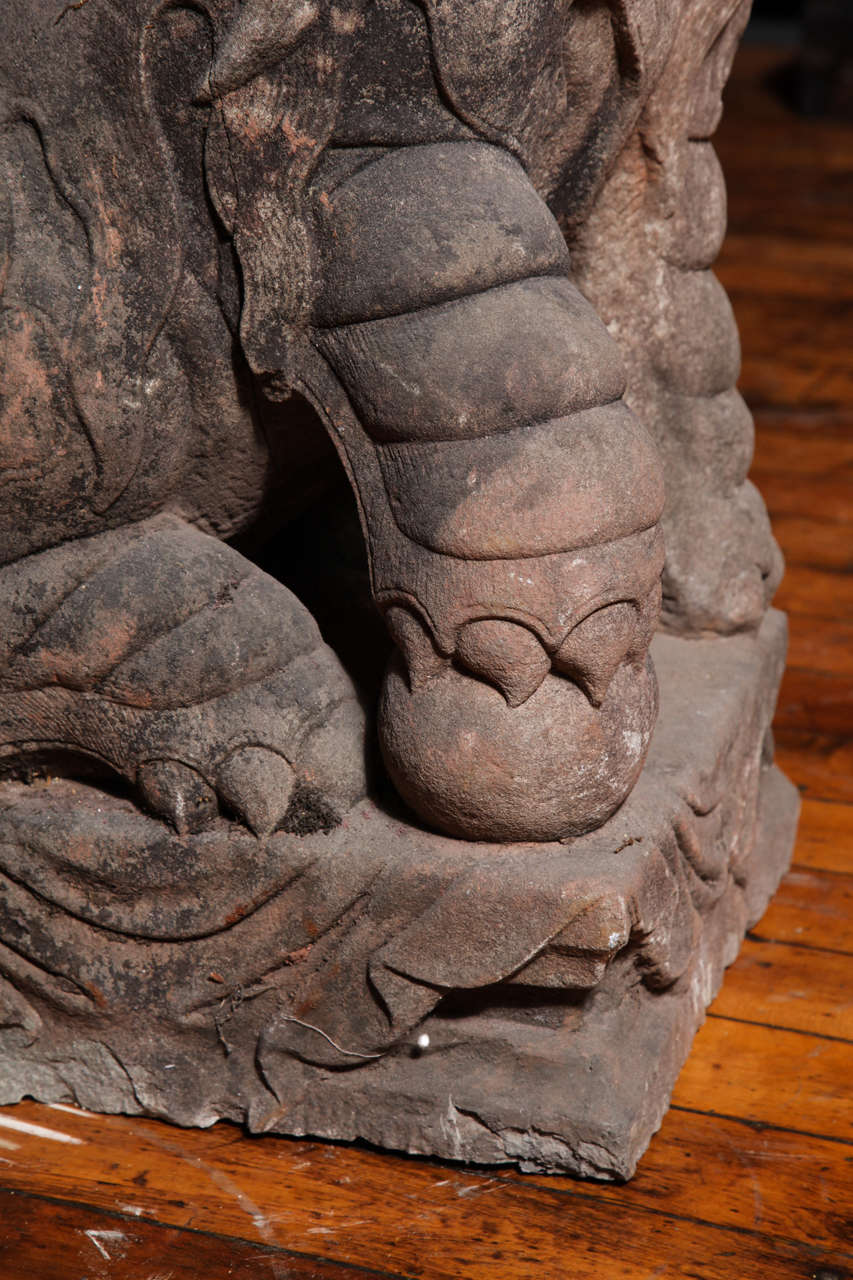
[[1, 44, 850, 1280]]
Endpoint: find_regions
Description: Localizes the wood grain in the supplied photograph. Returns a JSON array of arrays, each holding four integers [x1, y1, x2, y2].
[[793, 798, 853, 874], [564, 1111, 853, 1255], [776, 668, 853, 736], [0, 1104, 850, 1280], [751, 867, 853, 953], [0, 1190, 387, 1280], [768, 516, 853, 574], [773, 567, 853, 622], [784, 625, 853, 685], [709, 937, 853, 1039], [776, 729, 853, 804], [670, 1017, 851, 1139], [717, 235, 853, 302]]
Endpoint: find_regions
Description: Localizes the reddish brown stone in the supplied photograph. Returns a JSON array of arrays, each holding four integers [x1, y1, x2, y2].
[[0, 612, 796, 1178], [0, 0, 797, 1178]]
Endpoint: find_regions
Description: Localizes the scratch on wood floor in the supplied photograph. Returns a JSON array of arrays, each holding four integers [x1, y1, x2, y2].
[[49, 1102, 97, 1118], [126, 1122, 278, 1246], [0, 1114, 82, 1144], [83, 1228, 126, 1260], [457, 1179, 498, 1198]]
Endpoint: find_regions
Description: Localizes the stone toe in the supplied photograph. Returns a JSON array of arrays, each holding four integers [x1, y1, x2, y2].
[[137, 758, 219, 835], [216, 746, 297, 838]]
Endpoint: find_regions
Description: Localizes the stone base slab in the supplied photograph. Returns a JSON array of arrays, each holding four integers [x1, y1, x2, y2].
[[0, 610, 798, 1179]]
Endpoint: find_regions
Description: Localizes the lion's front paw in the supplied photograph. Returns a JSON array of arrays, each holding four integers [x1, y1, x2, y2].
[[0, 516, 367, 836]]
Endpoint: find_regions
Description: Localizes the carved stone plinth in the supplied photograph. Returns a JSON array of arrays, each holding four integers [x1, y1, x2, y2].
[[0, 610, 797, 1179], [0, 0, 800, 1181]]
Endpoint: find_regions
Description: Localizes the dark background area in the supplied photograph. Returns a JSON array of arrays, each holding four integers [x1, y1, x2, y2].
[[752, 0, 802, 18], [748, 0, 853, 117], [747, 0, 803, 42]]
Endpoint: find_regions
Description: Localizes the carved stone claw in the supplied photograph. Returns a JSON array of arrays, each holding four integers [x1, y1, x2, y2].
[[300, 138, 664, 841], [217, 746, 297, 838], [385, 587, 659, 718], [0, 518, 367, 841], [137, 759, 219, 836], [553, 601, 642, 708], [383, 605, 446, 693], [456, 619, 551, 708]]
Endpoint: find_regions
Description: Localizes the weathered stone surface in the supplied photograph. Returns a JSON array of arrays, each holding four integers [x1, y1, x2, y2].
[[0, 612, 797, 1177], [0, 0, 798, 1178], [565, 0, 784, 636], [0, 0, 778, 846]]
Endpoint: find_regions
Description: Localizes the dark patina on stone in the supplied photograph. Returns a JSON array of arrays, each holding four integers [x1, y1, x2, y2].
[[0, 0, 796, 1178], [0, 611, 796, 1178]]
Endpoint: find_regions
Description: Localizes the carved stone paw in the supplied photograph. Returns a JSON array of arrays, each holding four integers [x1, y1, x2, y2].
[[662, 480, 784, 634], [379, 646, 659, 844], [298, 140, 665, 841], [0, 516, 367, 836]]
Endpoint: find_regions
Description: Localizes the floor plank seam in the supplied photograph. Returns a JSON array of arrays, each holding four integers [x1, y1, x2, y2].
[[669, 1106, 852, 1149], [745, 932, 853, 958], [0, 1187, 415, 1280], [785, 864, 853, 881], [792, 796, 853, 810], [705, 1011, 851, 1044], [458, 1173, 853, 1260]]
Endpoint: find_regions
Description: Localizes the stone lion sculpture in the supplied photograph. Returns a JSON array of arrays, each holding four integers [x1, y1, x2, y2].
[[0, 0, 780, 840], [0, 0, 794, 1179]]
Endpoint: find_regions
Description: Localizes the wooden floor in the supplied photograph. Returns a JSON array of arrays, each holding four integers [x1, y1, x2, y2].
[[1, 44, 851, 1280]]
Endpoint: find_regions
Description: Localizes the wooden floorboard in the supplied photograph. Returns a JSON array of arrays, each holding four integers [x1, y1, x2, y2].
[[710, 937, 852, 1038], [670, 1016, 849, 1140], [1, 41, 851, 1280], [793, 798, 853, 874], [750, 866, 852, 952], [776, 730, 853, 804], [0, 1104, 850, 1280], [0, 1189, 396, 1280]]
